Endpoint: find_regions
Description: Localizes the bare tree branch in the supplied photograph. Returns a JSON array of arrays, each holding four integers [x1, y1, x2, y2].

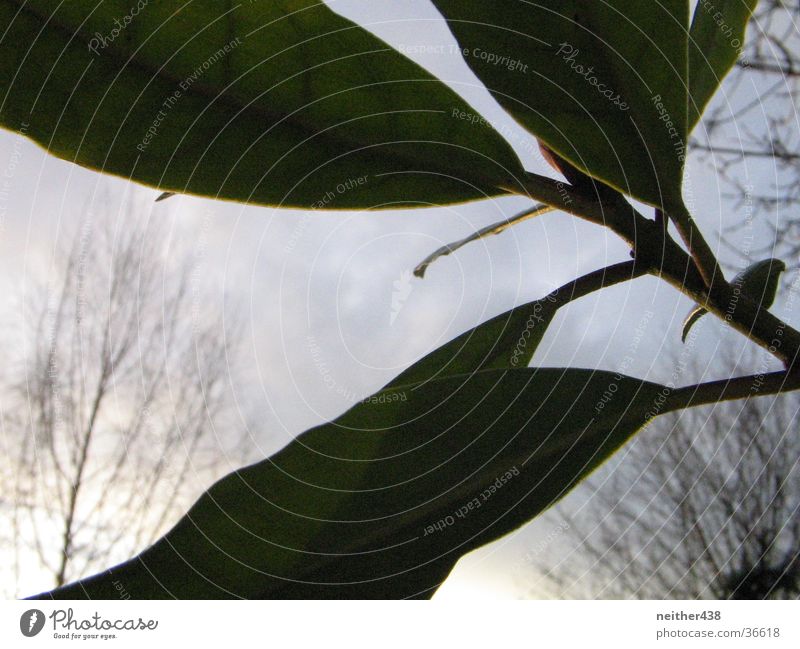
[[3, 203, 250, 593]]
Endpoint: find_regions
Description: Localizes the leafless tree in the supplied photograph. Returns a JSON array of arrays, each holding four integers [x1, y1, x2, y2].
[[691, 1, 800, 258], [527, 351, 800, 599], [0, 206, 248, 596]]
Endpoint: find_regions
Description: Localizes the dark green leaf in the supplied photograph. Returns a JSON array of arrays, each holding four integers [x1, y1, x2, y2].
[[430, 0, 690, 210], [688, 0, 758, 130], [0, 1, 523, 207], [34, 368, 668, 599]]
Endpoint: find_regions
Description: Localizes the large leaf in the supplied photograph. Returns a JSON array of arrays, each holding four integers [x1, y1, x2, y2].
[[430, 0, 690, 210], [688, 0, 758, 130], [34, 366, 669, 600], [0, 1, 523, 207]]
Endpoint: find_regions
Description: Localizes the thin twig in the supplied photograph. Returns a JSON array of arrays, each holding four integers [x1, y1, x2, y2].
[[543, 260, 647, 307], [414, 203, 552, 278]]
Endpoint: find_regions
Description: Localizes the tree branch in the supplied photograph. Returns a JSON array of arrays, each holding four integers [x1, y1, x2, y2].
[[689, 143, 800, 161], [668, 368, 800, 411], [666, 201, 727, 292], [414, 203, 552, 278], [543, 259, 648, 306], [737, 60, 800, 77], [505, 172, 800, 369]]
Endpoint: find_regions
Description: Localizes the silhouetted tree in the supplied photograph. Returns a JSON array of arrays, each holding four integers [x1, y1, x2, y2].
[[529, 352, 800, 599], [692, 1, 800, 257], [1, 207, 247, 595]]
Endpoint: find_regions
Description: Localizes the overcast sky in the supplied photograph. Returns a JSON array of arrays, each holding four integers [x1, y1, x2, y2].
[[0, 0, 794, 599]]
